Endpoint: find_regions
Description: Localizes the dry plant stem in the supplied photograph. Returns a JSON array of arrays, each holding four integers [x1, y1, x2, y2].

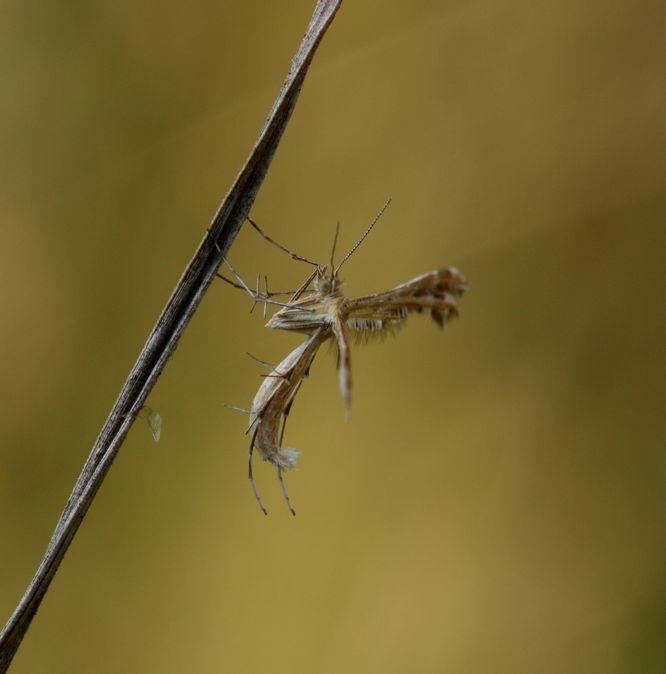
[[0, 1, 342, 670]]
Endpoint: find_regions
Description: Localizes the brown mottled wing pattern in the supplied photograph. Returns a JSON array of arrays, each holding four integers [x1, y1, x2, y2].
[[242, 267, 467, 513], [345, 268, 467, 331]]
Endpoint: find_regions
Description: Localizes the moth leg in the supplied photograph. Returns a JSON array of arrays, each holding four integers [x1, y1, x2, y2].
[[263, 276, 269, 320], [249, 273, 261, 313], [205, 227, 223, 254], [276, 466, 296, 516], [248, 429, 267, 515], [246, 216, 319, 267], [224, 404, 251, 414], [290, 265, 321, 302], [259, 364, 291, 381], [218, 257, 298, 310], [245, 351, 277, 370], [259, 276, 304, 316], [270, 375, 303, 516], [276, 379, 302, 447], [332, 317, 353, 421], [246, 410, 263, 435], [246, 366, 293, 435], [217, 272, 296, 299]]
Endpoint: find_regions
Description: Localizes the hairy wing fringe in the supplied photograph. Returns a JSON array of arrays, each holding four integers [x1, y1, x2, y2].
[[346, 317, 404, 344]]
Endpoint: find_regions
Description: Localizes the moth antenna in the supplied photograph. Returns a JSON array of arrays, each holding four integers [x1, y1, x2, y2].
[[277, 466, 296, 516], [329, 221, 340, 278], [334, 198, 392, 276], [248, 430, 267, 515], [247, 216, 320, 267]]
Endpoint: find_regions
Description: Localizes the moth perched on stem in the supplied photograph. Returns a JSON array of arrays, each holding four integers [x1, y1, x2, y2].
[[220, 200, 467, 514]]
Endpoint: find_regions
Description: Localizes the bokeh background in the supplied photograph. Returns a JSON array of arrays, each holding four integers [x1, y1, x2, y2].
[[1, 1, 664, 672]]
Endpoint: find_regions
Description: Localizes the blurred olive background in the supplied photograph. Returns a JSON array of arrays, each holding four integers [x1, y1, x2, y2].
[[1, 1, 664, 672]]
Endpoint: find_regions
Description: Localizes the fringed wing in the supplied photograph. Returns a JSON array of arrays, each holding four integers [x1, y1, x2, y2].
[[346, 268, 467, 332], [264, 291, 331, 333], [248, 327, 329, 513]]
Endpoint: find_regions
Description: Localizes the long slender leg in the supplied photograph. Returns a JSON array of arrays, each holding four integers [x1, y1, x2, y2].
[[289, 266, 321, 302], [246, 411, 262, 435], [249, 273, 261, 314], [273, 377, 302, 516], [224, 404, 251, 414], [264, 276, 269, 320], [248, 429, 267, 515], [276, 466, 296, 516], [279, 381, 301, 447], [220, 257, 315, 313], [332, 317, 353, 421], [245, 352, 277, 370], [247, 216, 319, 267], [216, 273, 295, 298], [220, 257, 299, 310]]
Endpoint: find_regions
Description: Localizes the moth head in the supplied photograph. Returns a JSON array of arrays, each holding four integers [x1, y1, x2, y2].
[[314, 265, 339, 295]]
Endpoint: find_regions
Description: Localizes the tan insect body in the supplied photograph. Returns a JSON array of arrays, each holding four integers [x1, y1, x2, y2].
[[222, 202, 467, 514]]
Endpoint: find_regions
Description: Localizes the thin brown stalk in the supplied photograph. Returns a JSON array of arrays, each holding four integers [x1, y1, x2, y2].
[[0, 1, 342, 670]]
